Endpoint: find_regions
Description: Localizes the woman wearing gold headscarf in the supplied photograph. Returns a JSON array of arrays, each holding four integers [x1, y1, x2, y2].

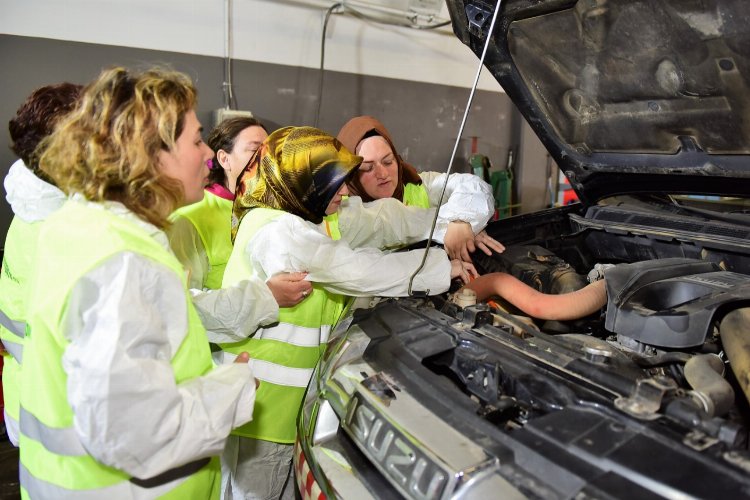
[[219, 126, 475, 499]]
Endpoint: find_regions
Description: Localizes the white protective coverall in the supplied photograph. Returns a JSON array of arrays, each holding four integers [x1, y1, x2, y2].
[[4, 159, 279, 346], [5, 159, 67, 225], [237, 211, 452, 304], [415, 171, 496, 242], [169, 214, 211, 290], [335, 196, 438, 250], [42, 195, 270, 479]]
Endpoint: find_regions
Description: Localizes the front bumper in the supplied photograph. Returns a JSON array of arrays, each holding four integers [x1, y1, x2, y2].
[[294, 321, 525, 500]]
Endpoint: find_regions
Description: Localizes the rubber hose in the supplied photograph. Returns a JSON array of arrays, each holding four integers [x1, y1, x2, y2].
[[632, 351, 691, 367], [462, 273, 607, 321], [684, 353, 734, 418], [719, 308, 750, 409]]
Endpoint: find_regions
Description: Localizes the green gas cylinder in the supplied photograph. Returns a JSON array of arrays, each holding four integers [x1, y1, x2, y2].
[[470, 153, 513, 219]]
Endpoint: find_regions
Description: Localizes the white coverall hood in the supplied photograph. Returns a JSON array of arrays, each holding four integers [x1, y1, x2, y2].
[[4, 159, 66, 223]]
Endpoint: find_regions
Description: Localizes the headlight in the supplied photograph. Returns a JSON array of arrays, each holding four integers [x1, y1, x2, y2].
[[301, 325, 373, 442], [297, 326, 376, 499]]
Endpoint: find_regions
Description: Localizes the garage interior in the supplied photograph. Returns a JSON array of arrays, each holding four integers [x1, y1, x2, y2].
[[0, 1, 568, 498]]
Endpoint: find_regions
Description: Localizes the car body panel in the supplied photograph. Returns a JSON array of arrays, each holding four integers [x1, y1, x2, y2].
[[296, 1, 750, 499]]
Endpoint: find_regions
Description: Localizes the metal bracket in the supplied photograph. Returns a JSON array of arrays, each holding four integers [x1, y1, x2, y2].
[[614, 376, 677, 420], [466, 3, 494, 38], [459, 303, 493, 328]]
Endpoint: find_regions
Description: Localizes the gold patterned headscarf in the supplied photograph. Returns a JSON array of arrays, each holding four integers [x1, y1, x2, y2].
[[232, 126, 362, 241]]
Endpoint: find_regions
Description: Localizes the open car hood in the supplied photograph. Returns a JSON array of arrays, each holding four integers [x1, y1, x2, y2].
[[447, 0, 750, 205]]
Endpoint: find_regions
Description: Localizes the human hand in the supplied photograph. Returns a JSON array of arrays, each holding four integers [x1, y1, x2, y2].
[[266, 272, 313, 308], [474, 230, 505, 256], [443, 221, 475, 262], [450, 259, 479, 284], [234, 352, 260, 388]]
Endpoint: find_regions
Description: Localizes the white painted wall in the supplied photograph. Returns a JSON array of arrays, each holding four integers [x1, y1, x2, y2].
[[0, 0, 502, 92]]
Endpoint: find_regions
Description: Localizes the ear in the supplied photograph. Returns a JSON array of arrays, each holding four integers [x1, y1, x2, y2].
[[155, 149, 168, 169], [217, 149, 230, 170]]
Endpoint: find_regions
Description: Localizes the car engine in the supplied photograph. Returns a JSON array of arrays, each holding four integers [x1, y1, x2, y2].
[[315, 198, 750, 498]]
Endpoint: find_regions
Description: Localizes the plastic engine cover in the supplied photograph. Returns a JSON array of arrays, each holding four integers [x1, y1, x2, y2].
[[604, 258, 750, 348]]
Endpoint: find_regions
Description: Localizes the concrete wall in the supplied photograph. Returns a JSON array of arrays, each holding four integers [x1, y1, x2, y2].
[[0, 34, 517, 239], [0, 0, 501, 91], [0, 0, 552, 240]]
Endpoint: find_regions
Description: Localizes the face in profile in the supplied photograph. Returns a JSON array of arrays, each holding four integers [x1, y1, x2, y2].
[[355, 135, 398, 199], [325, 183, 350, 215], [158, 110, 214, 206], [221, 125, 268, 188]]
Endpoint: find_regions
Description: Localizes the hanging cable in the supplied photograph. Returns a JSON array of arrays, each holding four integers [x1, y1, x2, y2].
[[222, 0, 236, 109], [314, 0, 450, 127], [315, 2, 343, 128], [407, 0, 502, 296], [341, 1, 451, 30]]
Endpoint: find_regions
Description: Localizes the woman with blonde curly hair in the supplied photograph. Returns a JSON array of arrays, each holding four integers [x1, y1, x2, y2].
[[17, 66, 289, 499]]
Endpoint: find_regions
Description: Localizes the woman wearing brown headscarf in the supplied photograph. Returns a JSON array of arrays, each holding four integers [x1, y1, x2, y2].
[[334, 115, 505, 262], [218, 126, 475, 500]]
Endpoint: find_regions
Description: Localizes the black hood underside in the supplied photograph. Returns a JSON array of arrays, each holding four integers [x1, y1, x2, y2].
[[447, 0, 750, 203]]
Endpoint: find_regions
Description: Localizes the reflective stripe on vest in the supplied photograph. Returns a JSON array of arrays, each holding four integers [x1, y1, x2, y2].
[[222, 208, 348, 443], [20, 463, 174, 500], [256, 323, 332, 347], [403, 182, 430, 208], [0, 308, 25, 339], [173, 190, 234, 289], [20, 407, 212, 489], [20, 200, 218, 498], [20, 459, 216, 500], [1, 216, 42, 438], [20, 407, 87, 456], [0, 305, 25, 361], [250, 359, 314, 388], [2, 337, 23, 363]]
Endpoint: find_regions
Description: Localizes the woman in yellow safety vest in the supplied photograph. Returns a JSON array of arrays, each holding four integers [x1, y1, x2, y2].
[[219, 125, 476, 499], [0, 83, 82, 448], [333, 115, 505, 261], [168, 117, 306, 292], [17, 66, 286, 499]]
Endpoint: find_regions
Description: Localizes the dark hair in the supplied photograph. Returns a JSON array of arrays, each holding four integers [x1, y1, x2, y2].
[[8, 83, 83, 173], [206, 117, 268, 188]]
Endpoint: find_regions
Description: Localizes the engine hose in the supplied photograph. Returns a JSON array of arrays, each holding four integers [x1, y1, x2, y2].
[[461, 273, 607, 321], [631, 351, 691, 367], [683, 353, 734, 418], [719, 308, 750, 409]]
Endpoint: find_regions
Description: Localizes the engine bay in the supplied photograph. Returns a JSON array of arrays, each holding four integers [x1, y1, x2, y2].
[[317, 199, 750, 498], [413, 203, 750, 473]]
